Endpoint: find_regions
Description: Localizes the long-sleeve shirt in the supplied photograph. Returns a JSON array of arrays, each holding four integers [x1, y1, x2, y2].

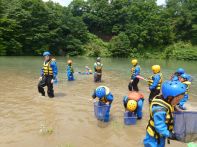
[[92, 90, 113, 105], [131, 65, 140, 80], [152, 105, 171, 138]]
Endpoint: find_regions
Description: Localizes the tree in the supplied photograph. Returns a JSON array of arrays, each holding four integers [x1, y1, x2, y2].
[[109, 32, 131, 57], [0, 0, 89, 55], [0, 0, 196, 59], [165, 0, 197, 43]]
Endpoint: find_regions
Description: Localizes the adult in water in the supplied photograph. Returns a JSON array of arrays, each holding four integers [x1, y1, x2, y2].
[[38, 51, 58, 98], [94, 57, 103, 82], [144, 80, 186, 147], [128, 59, 141, 91]]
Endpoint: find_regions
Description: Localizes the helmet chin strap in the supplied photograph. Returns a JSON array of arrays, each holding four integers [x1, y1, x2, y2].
[[163, 96, 173, 104], [167, 96, 174, 103]]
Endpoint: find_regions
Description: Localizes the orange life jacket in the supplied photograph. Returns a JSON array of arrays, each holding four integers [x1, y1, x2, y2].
[[128, 91, 144, 101]]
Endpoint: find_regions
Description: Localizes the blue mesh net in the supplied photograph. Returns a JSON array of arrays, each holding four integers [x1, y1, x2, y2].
[[124, 111, 137, 125], [94, 102, 110, 122], [174, 111, 197, 143]]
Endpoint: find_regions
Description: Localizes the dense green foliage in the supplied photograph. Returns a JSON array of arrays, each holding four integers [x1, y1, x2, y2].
[[0, 0, 88, 55], [163, 42, 197, 60], [0, 0, 196, 60], [109, 32, 131, 57], [83, 33, 110, 57]]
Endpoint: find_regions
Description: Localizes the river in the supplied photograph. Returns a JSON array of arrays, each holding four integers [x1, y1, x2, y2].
[[0, 57, 196, 147]]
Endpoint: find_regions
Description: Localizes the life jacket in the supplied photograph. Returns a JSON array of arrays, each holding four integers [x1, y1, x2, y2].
[[131, 65, 140, 76], [128, 91, 144, 101], [146, 96, 174, 140], [182, 81, 191, 94], [43, 60, 53, 76], [67, 65, 74, 75], [148, 73, 163, 90], [95, 62, 103, 72], [96, 86, 110, 103]]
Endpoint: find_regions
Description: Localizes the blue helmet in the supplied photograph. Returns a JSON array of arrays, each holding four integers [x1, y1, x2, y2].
[[96, 87, 106, 99], [176, 68, 185, 75], [181, 73, 189, 80], [162, 80, 186, 99], [43, 51, 51, 56], [187, 74, 192, 82]]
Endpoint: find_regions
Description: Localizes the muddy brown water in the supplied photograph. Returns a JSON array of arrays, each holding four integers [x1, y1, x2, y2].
[[0, 57, 197, 147]]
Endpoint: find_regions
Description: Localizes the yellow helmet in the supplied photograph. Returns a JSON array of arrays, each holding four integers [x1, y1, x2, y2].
[[131, 59, 138, 66], [67, 60, 72, 64], [152, 65, 161, 74], [127, 100, 137, 112]]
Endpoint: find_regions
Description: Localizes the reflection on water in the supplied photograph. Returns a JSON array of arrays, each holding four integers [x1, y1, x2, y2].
[[0, 57, 196, 147]]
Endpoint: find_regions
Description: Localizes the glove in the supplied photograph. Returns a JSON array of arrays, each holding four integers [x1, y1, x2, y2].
[[168, 132, 177, 140]]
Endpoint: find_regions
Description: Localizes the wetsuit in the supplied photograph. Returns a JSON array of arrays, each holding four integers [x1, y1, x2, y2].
[[144, 96, 174, 147]]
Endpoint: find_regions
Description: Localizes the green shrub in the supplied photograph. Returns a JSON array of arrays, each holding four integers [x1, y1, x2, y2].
[[83, 33, 110, 57], [109, 32, 131, 57], [163, 42, 197, 60]]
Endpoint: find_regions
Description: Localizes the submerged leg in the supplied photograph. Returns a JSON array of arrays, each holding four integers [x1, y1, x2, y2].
[[38, 76, 46, 96], [46, 76, 54, 98]]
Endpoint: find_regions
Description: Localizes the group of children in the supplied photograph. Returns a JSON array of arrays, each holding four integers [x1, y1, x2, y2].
[[37, 51, 192, 147], [66, 57, 103, 82], [90, 59, 192, 147], [128, 59, 191, 110], [38, 51, 103, 97]]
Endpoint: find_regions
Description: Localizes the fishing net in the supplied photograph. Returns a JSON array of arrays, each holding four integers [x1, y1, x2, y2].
[[94, 102, 110, 122], [174, 111, 197, 143], [124, 111, 137, 125]]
